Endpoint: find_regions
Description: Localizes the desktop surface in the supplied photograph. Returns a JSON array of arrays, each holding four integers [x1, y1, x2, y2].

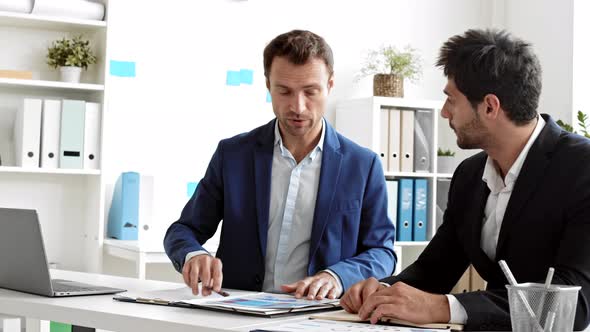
[[0, 269, 291, 332]]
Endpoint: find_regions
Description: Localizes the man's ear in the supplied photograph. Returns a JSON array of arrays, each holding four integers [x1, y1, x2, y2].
[[327, 75, 334, 93], [483, 94, 501, 119]]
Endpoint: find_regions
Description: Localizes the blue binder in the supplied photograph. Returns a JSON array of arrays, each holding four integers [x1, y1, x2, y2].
[[413, 179, 428, 241], [108, 172, 140, 240], [397, 179, 414, 241]]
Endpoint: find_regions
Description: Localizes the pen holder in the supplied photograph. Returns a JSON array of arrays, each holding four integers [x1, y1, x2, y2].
[[506, 283, 580, 332]]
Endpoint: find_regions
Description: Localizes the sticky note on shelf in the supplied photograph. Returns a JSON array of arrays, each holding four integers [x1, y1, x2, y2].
[[266, 91, 272, 103], [239, 69, 253, 84], [109, 60, 136, 77], [226, 71, 241, 86], [187, 182, 199, 198]]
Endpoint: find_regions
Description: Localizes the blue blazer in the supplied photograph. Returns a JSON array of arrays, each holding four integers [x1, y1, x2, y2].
[[164, 119, 396, 291]]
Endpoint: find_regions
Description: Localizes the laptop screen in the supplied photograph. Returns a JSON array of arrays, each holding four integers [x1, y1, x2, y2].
[[0, 208, 54, 296]]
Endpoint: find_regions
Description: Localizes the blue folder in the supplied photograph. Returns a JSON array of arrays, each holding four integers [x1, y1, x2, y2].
[[107, 172, 140, 240], [413, 179, 428, 241], [397, 179, 414, 241]]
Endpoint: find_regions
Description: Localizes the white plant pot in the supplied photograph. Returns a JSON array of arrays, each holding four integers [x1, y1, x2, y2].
[[59, 66, 82, 83], [437, 156, 458, 174]]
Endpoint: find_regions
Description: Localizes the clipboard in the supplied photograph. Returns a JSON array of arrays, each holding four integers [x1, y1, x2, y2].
[[114, 290, 341, 318]]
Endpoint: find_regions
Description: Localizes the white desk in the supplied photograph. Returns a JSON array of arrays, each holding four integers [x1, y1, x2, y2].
[[0, 270, 303, 332]]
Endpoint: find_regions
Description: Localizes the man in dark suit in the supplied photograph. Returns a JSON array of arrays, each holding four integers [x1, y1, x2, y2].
[[164, 30, 395, 300], [340, 29, 590, 331]]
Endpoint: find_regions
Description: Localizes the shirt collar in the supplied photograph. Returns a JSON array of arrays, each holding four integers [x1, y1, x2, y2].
[[274, 118, 325, 161], [482, 115, 546, 193]]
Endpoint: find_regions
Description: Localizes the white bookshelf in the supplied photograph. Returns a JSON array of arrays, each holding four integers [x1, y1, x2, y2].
[[385, 171, 436, 178], [336, 97, 450, 273], [0, 166, 100, 175], [0, 77, 105, 92], [0, 3, 108, 274], [0, 10, 106, 31], [103, 239, 170, 280]]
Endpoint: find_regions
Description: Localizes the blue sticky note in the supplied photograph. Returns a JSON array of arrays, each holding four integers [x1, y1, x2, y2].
[[226, 71, 241, 86], [187, 182, 199, 198], [266, 91, 272, 103], [110, 60, 136, 77], [239, 69, 254, 84]]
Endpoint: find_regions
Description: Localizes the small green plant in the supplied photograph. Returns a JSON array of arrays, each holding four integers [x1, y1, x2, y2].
[[556, 119, 574, 133], [577, 111, 590, 138], [557, 111, 590, 139], [437, 148, 456, 157], [358, 45, 422, 82], [47, 35, 97, 70]]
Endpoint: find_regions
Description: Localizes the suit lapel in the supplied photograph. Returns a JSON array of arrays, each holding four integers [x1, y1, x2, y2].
[[254, 119, 276, 258], [495, 114, 561, 257], [309, 122, 342, 261]]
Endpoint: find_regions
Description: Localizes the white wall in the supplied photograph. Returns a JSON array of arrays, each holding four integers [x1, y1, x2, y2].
[[573, 0, 590, 129], [101, 0, 495, 245], [503, 0, 575, 124], [101, 1, 580, 263]]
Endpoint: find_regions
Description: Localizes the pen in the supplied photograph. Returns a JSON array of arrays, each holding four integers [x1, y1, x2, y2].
[[499, 260, 544, 332], [204, 287, 230, 297]]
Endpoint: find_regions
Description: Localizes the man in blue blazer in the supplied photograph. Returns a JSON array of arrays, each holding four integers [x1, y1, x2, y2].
[[164, 30, 396, 300]]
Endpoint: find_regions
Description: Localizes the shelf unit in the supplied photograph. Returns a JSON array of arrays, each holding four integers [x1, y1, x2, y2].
[[0, 166, 100, 175], [103, 239, 170, 280], [336, 97, 451, 274], [0, 10, 107, 30], [0, 6, 108, 274], [0, 77, 105, 91]]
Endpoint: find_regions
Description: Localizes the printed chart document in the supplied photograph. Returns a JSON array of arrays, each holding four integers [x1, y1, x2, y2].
[[250, 319, 450, 332], [114, 288, 339, 317], [309, 310, 462, 331]]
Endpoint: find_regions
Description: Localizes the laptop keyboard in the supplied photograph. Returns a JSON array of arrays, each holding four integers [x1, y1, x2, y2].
[[52, 280, 106, 293]]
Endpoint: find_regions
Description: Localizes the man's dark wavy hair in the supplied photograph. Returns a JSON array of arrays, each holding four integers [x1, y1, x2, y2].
[[437, 29, 542, 125]]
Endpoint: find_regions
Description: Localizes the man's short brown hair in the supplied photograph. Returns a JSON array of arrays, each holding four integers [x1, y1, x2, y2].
[[263, 30, 334, 79]]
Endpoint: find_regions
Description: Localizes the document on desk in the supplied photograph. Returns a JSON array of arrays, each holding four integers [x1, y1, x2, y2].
[[309, 310, 462, 331], [114, 289, 340, 317], [250, 319, 449, 332]]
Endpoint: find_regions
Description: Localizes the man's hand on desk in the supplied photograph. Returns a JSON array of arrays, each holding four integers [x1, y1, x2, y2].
[[281, 271, 341, 300], [355, 281, 450, 325], [340, 277, 386, 313], [182, 254, 223, 296]]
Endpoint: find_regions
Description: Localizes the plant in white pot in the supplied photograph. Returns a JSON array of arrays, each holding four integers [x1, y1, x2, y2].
[[47, 35, 96, 83], [437, 148, 457, 174]]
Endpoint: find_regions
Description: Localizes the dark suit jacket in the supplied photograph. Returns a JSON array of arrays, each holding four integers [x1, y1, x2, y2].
[[382, 114, 590, 331], [164, 118, 396, 291]]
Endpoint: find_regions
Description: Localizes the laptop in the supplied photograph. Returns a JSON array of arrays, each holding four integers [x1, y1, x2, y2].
[[0, 208, 126, 297]]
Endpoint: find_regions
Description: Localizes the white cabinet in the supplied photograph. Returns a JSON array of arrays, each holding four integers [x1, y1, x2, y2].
[[0, 5, 108, 273], [336, 97, 453, 273]]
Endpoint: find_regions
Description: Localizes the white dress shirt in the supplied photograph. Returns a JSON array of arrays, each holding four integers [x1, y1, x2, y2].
[[446, 116, 546, 324]]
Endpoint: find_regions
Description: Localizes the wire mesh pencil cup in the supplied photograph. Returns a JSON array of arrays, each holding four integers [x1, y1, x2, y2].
[[507, 283, 580, 332]]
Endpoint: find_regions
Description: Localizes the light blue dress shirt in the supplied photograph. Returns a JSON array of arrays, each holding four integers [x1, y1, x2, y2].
[[263, 119, 330, 292]]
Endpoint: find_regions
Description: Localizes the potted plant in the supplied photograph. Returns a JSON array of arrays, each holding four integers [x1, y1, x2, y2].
[[437, 148, 457, 174], [358, 45, 422, 97], [47, 35, 97, 83], [557, 111, 590, 139]]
